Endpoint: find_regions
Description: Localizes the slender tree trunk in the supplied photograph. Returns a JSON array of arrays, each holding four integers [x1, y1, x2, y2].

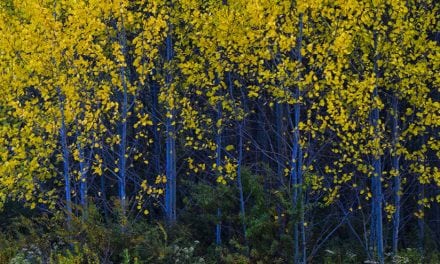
[[371, 31, 384, 263], [227, 71, 248, 250], [299, 147, 306, 264], [418, 184, 425, 255], [276, 102, 284, 187], [152, 81, 161, 176], [117, 20, 129, 221], [292, 13, 306, 264], [216, 102, 222, 245], [256, 99, 268, 177], [58, 87, 72, 229], [392, 95, 401, 255], [100, 167, 109, 223], [164, 25, 176, 223], [77, 140, 87, 219], [165, 112, 176, 223], [237, 122, 248, 248], [275, 102, 285, 236]]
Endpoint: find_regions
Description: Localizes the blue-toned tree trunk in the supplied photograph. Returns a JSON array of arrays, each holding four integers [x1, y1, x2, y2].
[[100, 164, 109, 222], [291, 13, 306, 264], [151, 81, 161, 176], [237, 122, 248, 248], [117, 19, 129, 221], [164, 25, 176, 224], [371, 31, 384, 264], [418, 184, 425, 255], [275, 102, 285, 235], [74, 116, 92, 220], [77, 140, 87, 218], [275, 102, 284, 187], [57, 87, 72, 229], [227, 71, 248, 249], [391, 95, 400, 255], [215, 102, 222, 245]]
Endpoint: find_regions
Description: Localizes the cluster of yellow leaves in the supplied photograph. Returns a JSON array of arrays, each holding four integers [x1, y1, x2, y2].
[[0, 0, 438, 219]]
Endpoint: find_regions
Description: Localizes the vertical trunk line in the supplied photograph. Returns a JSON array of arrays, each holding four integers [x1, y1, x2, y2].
[[216, 102, 222, 245], [275, 102, 285, 236], [237, 122, 248, 250], [58, 87, 72, 229], [117, 21, 129, 223], [77, 140, 87, 219], [292, 13, 306, 264], [392, 95, 400, 255], [372, 31, 384, 263], [165, 15, 177, 223]]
